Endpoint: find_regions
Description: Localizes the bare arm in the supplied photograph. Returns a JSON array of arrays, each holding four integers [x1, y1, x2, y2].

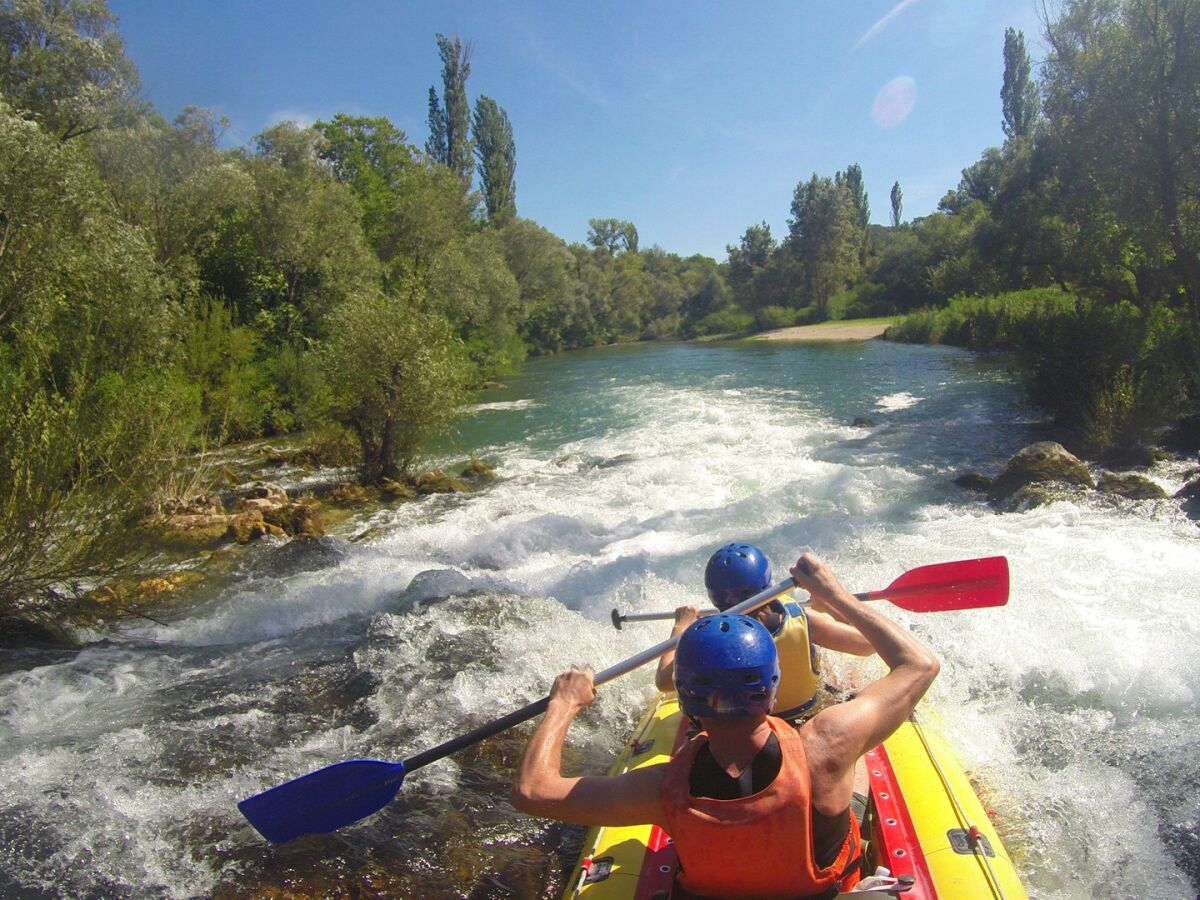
[[511, 669, 667, 826], [792, 554, 939, 810], [806, 608, 875, 656], [653, 605, 699, 692]]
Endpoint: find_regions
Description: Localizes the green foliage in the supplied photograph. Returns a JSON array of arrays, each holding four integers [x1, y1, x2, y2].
[[890, 181, 903, 228], [472, 95, 516, 224], [90, 107, 254, 299], [0, 100, 193, 622], [425, 229, 523, 376], [888, 288, 1077, 349], [587, 218, 639, 255], [693, 306, 754, 337], [320, 287, 472, 483], [789, 173, 859, 318], [1001, 28, 1039, 138], [427, 33, 473, 183], [201, 121, 379, 342], [0, 0, 139, 140]]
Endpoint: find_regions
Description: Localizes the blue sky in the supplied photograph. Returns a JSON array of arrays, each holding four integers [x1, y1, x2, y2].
[[109, 0, 1044, 260]]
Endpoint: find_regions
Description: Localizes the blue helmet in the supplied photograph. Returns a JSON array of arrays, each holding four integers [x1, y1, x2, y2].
[[705, 542, 771, 611], [673, 614, 780, 719]]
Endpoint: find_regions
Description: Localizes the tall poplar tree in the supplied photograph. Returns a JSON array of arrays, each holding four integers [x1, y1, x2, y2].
[[425, 33, 473, 183], [472, 95, 516, 224], [1001, 27, 1040, 138], [890, 181, 903, 227]]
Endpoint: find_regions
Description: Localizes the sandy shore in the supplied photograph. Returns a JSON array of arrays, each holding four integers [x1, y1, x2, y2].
[[753, 321, 891, 342]]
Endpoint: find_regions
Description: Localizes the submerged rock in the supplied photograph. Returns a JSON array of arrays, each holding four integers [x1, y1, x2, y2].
[[1096, 472, 1168, 500], [1176, 477, 1200, 521], [460, 459, 497, 481], [954, 472, 993, 493], [415, 469, 468, 495], [988, 441, 1095, 502], [255, 536, 347, 577]]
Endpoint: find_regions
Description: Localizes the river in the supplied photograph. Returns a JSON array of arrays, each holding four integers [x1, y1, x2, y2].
[[1, 340, 1197, 898]]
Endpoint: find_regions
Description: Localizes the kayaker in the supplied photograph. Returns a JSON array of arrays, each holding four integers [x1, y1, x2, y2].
[[511, 552, 940, 899], [655, 542, 875, 720]]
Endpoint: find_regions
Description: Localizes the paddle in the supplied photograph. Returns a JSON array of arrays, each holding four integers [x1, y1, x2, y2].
[[238, 555, 1008, 842], [610, 556, 1009, 627]]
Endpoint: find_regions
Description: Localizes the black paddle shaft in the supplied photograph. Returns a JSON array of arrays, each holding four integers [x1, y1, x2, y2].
[[402, 578, 798, 774], [402, 697, 551, 772]]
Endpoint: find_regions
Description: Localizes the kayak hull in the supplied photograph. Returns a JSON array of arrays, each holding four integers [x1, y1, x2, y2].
[[564, 693, 1027, 899]]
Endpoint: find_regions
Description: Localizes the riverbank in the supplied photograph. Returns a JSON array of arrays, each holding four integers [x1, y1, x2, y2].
[[752, 317, 896, 342]]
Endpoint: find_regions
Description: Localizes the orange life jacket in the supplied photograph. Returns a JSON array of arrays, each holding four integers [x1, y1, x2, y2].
[[660, 716, 862, 899]]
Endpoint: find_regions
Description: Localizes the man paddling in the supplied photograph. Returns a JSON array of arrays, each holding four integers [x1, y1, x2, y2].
[[511, 552, 940, 899], [655, 542, 875, 720]]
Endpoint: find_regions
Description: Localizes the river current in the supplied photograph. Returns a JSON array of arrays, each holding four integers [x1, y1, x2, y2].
[[1, 340, 1197, 898]]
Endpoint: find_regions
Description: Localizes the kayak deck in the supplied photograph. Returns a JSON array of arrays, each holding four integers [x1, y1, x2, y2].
[[565, 693, 1027, 899]]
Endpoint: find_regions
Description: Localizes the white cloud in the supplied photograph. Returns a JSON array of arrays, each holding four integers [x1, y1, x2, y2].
[[855, 0, 922, 50], [870, 76, 917, 128]]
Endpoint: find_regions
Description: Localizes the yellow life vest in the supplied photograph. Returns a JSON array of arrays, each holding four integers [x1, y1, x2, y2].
[[772, 602, 822, 720]]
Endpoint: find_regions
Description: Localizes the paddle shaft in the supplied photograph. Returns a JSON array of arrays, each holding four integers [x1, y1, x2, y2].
[[402, 577, 798, 774]]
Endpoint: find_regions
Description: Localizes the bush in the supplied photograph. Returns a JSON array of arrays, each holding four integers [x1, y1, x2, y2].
[[321, 287, 472, 483], [885, 288, 1194, 457], [693, 306, 754, 337], [756, 305, 801, 330], [887, 288, 1077, 350]]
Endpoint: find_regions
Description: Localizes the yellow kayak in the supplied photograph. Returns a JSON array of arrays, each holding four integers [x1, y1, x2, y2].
[[564, 693, 1027, 900]]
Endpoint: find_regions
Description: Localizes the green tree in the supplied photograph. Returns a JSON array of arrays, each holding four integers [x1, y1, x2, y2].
[[789, 173, 858, 318], [0, 0, 139, 140], [0, 101, 193, 632], [1041, 0, 1200, 329], [499, 217, 580, 353], [890, 181, 903, 228], [91, 107, 253, 299], [726, 221, 777, 322], [425, 229, 523, 375], [472, 95, 516, 224], [426, 33, 473, 183], [424, 86, 446, 164], [321, 287, 471, 484], [838, 163, 870, 230], [316, 113, 418, 255], [1001, 27, 1040, 139], [202, 121, 379, 344], [587, 217, 639, 254]]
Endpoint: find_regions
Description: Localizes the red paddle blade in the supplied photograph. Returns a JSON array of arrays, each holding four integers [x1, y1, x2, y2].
[[863, 556, 1009, 612]]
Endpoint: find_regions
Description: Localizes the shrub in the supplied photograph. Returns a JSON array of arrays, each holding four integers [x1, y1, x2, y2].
[[693, 307, 754, 337]]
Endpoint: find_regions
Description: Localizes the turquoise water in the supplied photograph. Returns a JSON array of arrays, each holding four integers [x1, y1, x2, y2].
[[1, 340, 1197, 898]]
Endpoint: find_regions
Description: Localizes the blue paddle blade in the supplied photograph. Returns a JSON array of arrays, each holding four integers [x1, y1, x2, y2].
[[238, 759, 406, 843]]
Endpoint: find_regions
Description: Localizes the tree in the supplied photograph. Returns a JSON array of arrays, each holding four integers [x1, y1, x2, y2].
[[321, 287, 471, 484], [1001, 27, 1040, 139], [426, 33, 473, 183], [0, 101, 193, 633], [890, 181, 904, 227], [726, 221, 777, 322], [91, 107, 253, 298], [587, 217, 638, 254], [789, 173, 859, 318], [838, 163, 870, 230], [1041, 0, 1200, 328], [472, 95, 516, 224], [0, 0, 139, 140], [424, 86, 446, 164], [316, 113, 419, 258]]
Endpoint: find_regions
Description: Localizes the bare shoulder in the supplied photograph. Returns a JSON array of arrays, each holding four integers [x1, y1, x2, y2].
[[798, 707, 858, 778]]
